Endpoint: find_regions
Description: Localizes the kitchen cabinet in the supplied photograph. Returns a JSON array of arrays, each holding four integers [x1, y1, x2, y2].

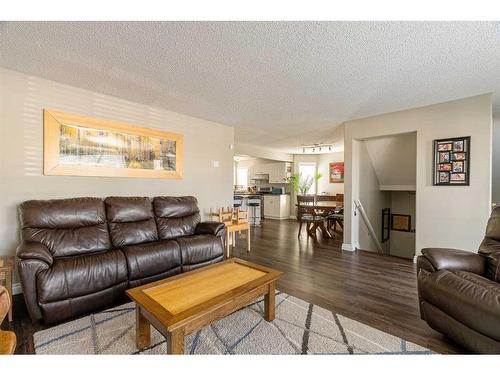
[[263, 194, 290, 220], [266, 162, 293, 183], [249, 164, 269, 182], [249, 162, 293, 183]]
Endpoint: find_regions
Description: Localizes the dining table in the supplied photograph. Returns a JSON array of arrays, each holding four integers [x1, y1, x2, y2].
[[295, 201, 343, 238]]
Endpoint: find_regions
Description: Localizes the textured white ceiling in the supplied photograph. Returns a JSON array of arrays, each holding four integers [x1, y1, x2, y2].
[[0, 21, 498, 153]]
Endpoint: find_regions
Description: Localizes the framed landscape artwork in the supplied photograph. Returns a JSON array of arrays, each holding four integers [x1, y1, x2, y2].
[[433, 136, 470, 186], [43, 109, 184, 179], [329, 162, 344, 183]]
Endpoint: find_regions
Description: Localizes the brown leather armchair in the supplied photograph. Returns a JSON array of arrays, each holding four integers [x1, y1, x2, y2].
[[17, 196, 225, 325], [417, 208, 500, 353]]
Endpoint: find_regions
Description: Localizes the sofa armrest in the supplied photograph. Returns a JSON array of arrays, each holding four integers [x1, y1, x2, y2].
[[195, 221, 226, 237], [16, 241, 53, 266], [420, 248, 485, 275], [16, 242, 52, 322]]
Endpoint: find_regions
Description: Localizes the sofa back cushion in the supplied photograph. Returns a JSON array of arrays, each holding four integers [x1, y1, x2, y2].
[[485, 216, 500, 241], [480, 213, 500, 282], [153, 196, 201, 240], [19, 198, 111, 258], [105, 197, 158, 247], [479, 237, 500, 282]]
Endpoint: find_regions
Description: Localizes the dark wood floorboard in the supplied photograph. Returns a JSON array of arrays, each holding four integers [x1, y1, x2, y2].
[[232, 219, 463, 354], [3, 218, 463, 354]]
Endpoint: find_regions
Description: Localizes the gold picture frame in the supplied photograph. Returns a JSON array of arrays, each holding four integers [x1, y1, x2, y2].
[[44, 109, 184, 179], [391, 214, 412, 232]]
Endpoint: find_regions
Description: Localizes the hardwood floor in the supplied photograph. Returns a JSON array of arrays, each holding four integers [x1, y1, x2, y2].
[[231, 219, 463, 354], [3, 218, 463, 354]]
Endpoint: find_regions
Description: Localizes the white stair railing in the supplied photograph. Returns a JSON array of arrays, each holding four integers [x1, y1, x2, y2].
[[354, 199, 384, 253]]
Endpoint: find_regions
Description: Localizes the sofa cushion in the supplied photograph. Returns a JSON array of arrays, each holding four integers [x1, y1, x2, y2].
[[19, 198, 111, 258], [153, 196, 201, 240], [105, 197, 158, 247], [479, 237, 500, 282], [485, 216, 500, 241], [39, 283, 128, 325], [175, 234, 223, 272], [419, 269, 500, 341], [121, 240, 181, 282], [37, 249, 128, 304]]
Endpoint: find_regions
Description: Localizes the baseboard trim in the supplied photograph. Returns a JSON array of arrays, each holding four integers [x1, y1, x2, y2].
[[12, 282, 22, 295], [342, 243, 356, 252]]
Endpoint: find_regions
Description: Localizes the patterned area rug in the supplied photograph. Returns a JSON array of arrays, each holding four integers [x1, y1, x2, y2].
[[34, 292, 433, 354]]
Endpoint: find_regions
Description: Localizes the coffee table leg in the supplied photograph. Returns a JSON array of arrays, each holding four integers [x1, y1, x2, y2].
[[167, 329, 185, 355], [136, 306, 151, 350], [264, 281, 276, 322]]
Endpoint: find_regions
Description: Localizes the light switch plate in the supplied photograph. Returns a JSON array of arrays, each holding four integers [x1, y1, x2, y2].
[[212, 160, 220, 168]]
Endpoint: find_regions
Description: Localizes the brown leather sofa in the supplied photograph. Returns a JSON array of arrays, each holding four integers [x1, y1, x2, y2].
[[417, 208, 500, 353], [16, 196, 225, 325]]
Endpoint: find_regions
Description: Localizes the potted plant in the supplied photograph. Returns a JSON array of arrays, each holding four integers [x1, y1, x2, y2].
[[285, 172, 323, 195]]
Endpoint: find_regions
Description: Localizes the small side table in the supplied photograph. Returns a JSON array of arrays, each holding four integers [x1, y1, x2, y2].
[[0, 256, 14, 322]]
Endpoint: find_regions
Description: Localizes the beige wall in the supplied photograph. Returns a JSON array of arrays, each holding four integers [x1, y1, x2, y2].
[[0, 68, 234, 265], [317, 152, 344, 195], [363, 132, 417, 190], [345, 94, 492, 256], [389, 191, 416, 259]]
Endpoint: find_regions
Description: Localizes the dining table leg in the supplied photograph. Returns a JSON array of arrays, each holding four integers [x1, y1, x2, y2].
[[319, 221, 332, 238]]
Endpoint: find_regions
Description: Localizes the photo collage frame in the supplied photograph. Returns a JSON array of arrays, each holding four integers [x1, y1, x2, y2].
[[433, 136, 470, 186]]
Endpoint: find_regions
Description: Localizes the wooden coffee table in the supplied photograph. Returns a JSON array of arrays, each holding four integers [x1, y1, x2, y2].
[[126, 258, 283, 354]]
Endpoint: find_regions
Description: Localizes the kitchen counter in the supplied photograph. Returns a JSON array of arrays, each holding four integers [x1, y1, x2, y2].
[[263, 194, 291, 220]]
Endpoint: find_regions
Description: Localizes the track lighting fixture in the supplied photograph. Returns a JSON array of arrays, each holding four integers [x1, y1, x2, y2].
[[299, 143, 334, 153]]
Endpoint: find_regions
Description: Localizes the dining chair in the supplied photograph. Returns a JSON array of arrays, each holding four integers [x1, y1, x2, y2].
[[210, 207, 250, 257], [329, 207, 344, 233], [0, 286, 16, 354], [296, 195, 325, 239]]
